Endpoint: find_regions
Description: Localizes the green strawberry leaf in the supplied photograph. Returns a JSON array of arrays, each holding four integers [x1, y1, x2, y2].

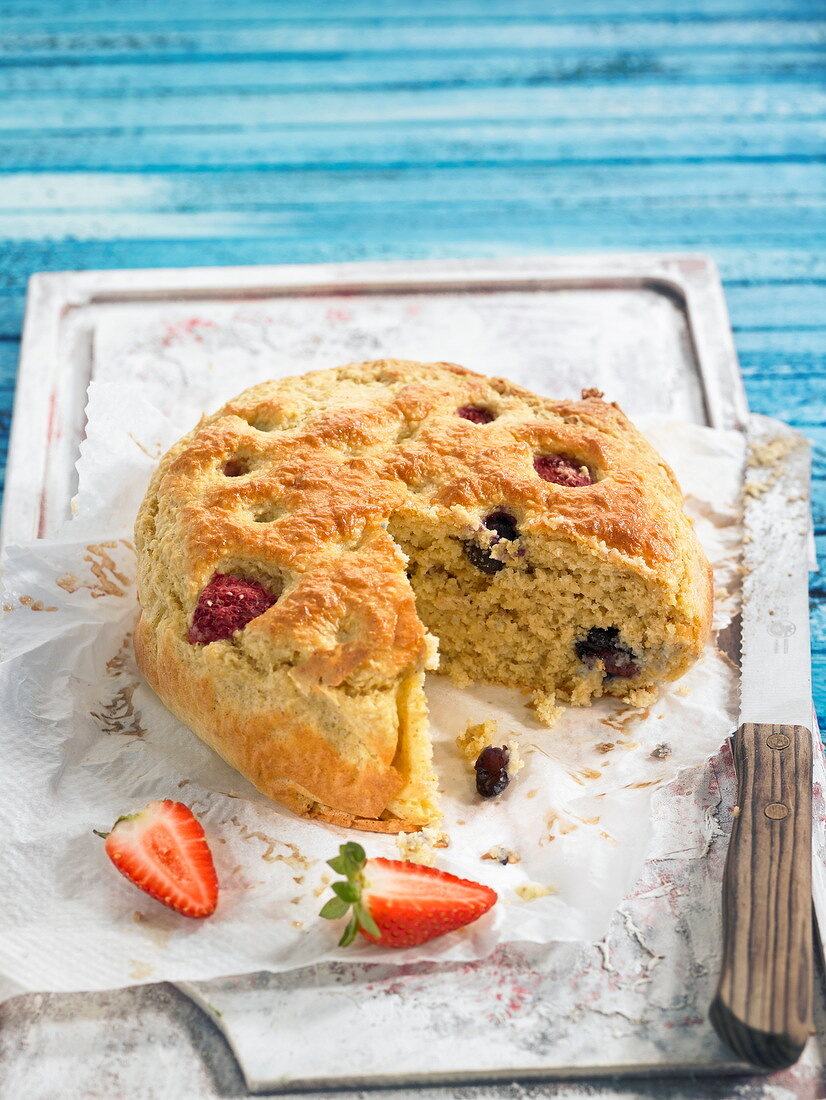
[[320, 896, 350, 920], [338, 912, 360, 947], [355, 902, 380, 939], [332, 881, 359, 903], [320, 843, 377, 947], [342, 842, 366, 864]]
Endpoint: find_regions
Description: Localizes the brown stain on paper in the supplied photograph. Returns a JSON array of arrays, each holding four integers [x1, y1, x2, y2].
[[17, 595, 57, 611], [230, 817, 310, 870], [601, 705, 651, 733], [57, 541, 133, 599], [90, 632, 147, 738]]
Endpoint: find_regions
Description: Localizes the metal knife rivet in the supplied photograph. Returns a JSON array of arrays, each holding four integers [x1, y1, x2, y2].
[[764, 802, 789, 820], [766, 733, 791, 750]]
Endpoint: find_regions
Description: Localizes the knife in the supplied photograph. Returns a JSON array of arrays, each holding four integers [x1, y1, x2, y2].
[[710, 416, 814, 1070]]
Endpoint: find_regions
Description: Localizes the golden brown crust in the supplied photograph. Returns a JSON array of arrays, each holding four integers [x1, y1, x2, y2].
[[134, 359, 713, 830], [134, 614, 411, 826]]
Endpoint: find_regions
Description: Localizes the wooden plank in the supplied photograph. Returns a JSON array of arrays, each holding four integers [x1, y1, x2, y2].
[[1, 163, 823, 210], [0, 18, 823, 62], [0, 207, 823, 251], [2, 0, 825, 22], [0, 117, 823, 173], [1, 48, 824, 99], [1, 82, 825, 129]]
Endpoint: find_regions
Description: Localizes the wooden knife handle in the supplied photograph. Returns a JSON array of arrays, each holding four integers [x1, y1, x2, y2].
[[710, 723, 813, 1069]]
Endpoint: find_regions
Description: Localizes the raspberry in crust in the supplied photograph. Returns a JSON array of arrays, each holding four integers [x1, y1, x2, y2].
[[134, 359, 713, 833], [188, 574, 279, 646]]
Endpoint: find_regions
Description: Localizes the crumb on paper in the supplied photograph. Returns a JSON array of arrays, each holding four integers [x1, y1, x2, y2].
[[313, 874, 331, 897], [456, 720, 496, 761], [627, 686, 658, 708], [291, 921, 303, 929], [129, 960, 154, 980], [530, 691, 563, 727], [525, 789, 539, 799], [482, 846, 521, 865], [651, 743, 672, 760], [507, 739, 524, 777], [396, 827, 450, 866], [674, 684, 691, 697], [514, 882, 558, 902], [596, 741, 614, 754], [619, 741, 640, 752], [581, 387, 604, 400]]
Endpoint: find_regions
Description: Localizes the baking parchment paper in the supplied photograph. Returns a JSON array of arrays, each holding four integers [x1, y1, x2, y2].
[[0, 315, 744, 1002]]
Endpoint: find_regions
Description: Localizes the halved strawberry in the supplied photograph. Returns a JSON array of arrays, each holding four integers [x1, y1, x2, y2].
[[95, 800, 218, 918], [320, 842, 496, 948]]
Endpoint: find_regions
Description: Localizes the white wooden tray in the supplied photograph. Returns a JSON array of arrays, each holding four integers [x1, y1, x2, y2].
[[4, 254, 824, 1093]]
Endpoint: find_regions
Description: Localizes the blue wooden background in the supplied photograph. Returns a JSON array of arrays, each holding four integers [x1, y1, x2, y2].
[[0, 0, 823, 722]]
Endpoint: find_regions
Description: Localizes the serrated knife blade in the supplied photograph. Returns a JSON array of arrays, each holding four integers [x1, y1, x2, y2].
[[710, 415, 814, 1070]]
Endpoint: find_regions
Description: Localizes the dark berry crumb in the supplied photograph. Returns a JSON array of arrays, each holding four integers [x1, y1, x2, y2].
[[575, 627, 638, 679], [457, 405, 495, 424], [462, 542, 504, 575], [475, 745, 511, 798], [188, 573, 278, 645], [223, 458, 249, 477], [462, 511, 520, 575], [534, 454, 593, 487], [484, 511, 519, 542]]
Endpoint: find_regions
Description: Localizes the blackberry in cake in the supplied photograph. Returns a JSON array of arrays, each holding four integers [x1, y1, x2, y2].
[[134, 359, 713, 833]]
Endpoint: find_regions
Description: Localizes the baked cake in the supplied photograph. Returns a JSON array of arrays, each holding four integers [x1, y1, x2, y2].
[[134, 360, 713, 832]]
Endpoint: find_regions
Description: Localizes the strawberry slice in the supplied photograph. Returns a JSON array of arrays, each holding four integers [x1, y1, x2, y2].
[[320, 842, 496, 948], [96, 800, 218, 918]]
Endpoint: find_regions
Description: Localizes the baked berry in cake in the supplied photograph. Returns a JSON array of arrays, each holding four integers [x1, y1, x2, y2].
[[134, 359, 713, 832]]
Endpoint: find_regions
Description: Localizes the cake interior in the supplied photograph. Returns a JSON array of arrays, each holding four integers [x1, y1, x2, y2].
[[387, 513, 696, 717], [367, 509, 699, 829]]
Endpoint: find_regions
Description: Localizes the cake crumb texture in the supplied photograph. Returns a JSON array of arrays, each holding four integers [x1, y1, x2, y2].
[[515, 882, 558, 901], [457, 720, 498, 761]]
